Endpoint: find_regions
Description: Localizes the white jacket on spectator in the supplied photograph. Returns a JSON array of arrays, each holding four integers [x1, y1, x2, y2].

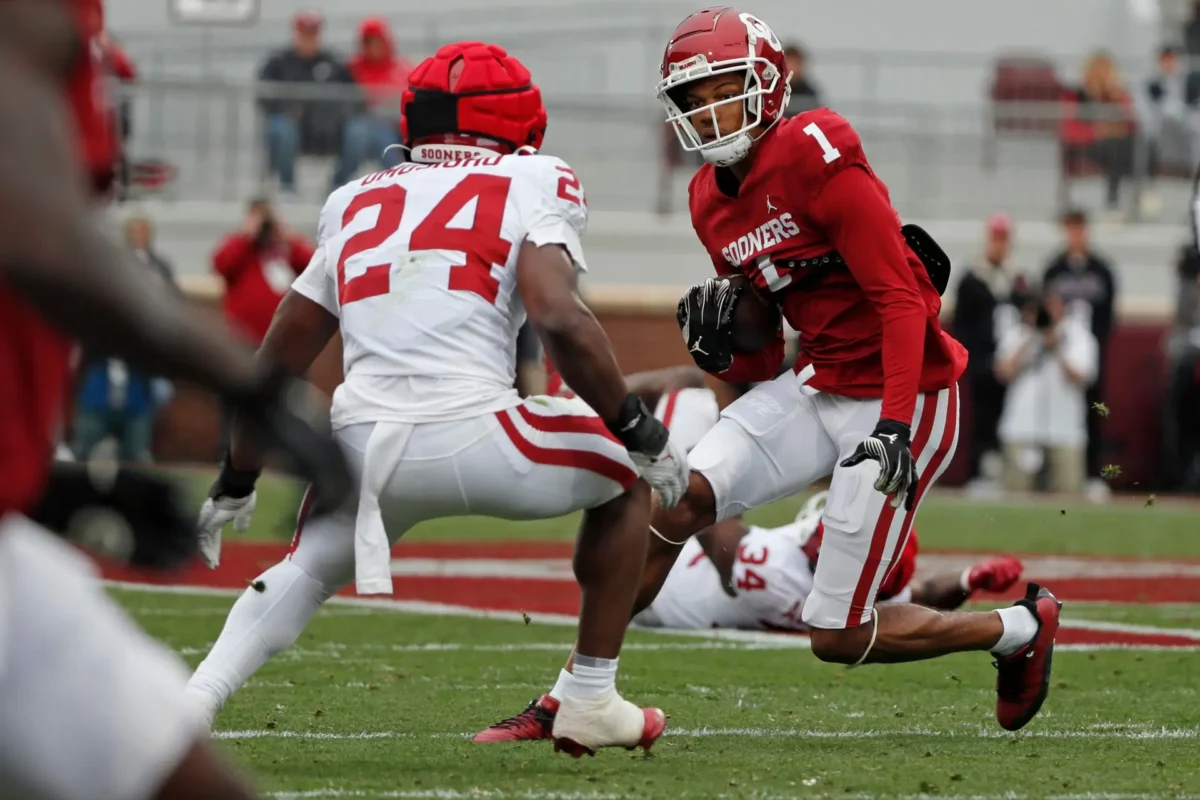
[[997, 312, 1098, 449]]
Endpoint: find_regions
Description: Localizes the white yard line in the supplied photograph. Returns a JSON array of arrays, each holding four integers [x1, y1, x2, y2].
[[217, 725, 1200, 742], [110, 582, 1200, 652]]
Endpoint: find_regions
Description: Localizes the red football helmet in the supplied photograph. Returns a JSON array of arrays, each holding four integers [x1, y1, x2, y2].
[[656, 7, 790, 167], [402, 41, 548, 163]]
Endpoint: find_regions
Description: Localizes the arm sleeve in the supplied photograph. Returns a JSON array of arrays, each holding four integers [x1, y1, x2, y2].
[[290, 206, 338, 316], [290, 247, 338, 316], [523, 157, 588, 272], [810, 166, 926, 425], [212, 234, 255, 281]]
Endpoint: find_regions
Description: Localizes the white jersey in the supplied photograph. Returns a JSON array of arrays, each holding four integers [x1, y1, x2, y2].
[[292, 153, 589, 430], [638, 525, 815, 632]]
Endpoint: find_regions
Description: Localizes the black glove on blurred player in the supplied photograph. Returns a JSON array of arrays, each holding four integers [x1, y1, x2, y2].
[[677, 277, 741, 374], [840, 419, 920, 511], [30, 463, 197, 569]]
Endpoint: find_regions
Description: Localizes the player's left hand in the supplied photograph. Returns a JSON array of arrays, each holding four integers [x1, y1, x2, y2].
[[631, 437, 689, 509], [197, 456, 260, 569], [840, 419, 919, 511], [609, 393, 689, 508], [964, 556, 1024, 594]]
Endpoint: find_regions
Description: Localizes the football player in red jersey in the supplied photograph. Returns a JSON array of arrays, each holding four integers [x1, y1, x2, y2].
[[0, 3, 351, 798], [483, 7, 1060, 739], [646, 7, 1060, 732]]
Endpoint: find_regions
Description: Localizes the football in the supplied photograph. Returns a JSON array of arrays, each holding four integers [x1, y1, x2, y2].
[[724, 274, 782, 352]]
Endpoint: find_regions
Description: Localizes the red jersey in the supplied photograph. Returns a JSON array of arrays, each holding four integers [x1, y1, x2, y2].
[[688, 111, 966, 425], [543, 355, 574, 398], [0, 0, 108, 513]]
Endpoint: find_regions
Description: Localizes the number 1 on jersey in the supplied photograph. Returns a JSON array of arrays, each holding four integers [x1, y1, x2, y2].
[[803, 122, 842, 164]]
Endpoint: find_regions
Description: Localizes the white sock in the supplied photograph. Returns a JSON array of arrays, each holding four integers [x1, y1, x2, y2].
[[991, 606, 1039, 657], [548, 668, 573, 703], [185, 560, 331, 715], [563, 655, 618, 700]]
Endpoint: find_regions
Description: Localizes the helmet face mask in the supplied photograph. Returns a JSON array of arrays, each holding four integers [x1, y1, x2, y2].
[[657, 8, 791, 168]]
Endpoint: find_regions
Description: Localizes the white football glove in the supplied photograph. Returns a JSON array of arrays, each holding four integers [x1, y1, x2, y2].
[[631, 436, 689, 509], [196, 491, 256, 569]]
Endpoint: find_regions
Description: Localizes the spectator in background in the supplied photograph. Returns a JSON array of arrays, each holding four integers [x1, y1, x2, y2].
[[1164, 242, 1200, 490], [783, 43, 821, 116], [995, 286, 1098, 495], [1140, 45, 1200, 217], [953, 213, 1028, 490], [1061, 51, 1136, 215], [334, 17, 411, 188], [1043, 209, 1117, 499], [73, 212, 176, 463], [213, 197, 315, 345], [258, 12, 356, 194], [1185, 0, 1200, 57]]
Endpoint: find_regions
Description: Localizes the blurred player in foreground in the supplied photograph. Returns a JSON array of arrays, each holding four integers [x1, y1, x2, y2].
[[634, 492, 1025, 632], [489, 6, 1062, 740], [0, 2, 352, 799], [187, 41, 689, 757]]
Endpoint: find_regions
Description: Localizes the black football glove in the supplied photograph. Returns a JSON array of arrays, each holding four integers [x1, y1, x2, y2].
[[840, 419, 920, 511], [224, 362, 354, 517], [677, 277, 741, 374], [29, 463, 198, 569]]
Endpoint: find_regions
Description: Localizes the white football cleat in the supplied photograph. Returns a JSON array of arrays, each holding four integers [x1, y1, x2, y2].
[[551, 688, 667, 758]]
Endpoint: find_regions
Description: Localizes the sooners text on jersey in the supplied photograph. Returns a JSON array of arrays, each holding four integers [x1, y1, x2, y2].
[[688, 111, 967, 399]]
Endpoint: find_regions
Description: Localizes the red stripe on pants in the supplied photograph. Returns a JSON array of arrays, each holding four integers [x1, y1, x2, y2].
[[661, 391, 681, 428], [879, 384, 960, 591], [846, 391, 939, 625], [516, 404, 621, 444], [287, 484, 316, 558], [497, 409, 638, 488]]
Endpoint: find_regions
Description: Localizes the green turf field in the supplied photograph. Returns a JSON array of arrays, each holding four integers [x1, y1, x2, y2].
[[118, 468, 1200, 799]]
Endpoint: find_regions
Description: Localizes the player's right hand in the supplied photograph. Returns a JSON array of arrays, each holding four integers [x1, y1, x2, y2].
[[196, 491, 256, 569], [608, 393, 690, 508], [226, 364, 354, 517], [631, 437, 689, 509], [677, 277, 739, 373]]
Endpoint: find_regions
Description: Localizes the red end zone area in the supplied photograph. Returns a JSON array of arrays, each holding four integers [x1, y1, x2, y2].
[[100, 541, 1200, 649]]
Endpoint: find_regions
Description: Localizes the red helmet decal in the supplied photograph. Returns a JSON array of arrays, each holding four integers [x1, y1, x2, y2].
[[402, 41, 548, 153]]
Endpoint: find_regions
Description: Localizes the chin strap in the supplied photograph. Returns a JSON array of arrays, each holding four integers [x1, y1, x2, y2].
[[847, 607, 879, 669]]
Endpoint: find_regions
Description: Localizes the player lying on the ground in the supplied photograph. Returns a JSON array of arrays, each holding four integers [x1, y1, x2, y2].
[[187, 40, 693, 758], [0, 2, 353, 798], [634, 491, 1025, 632], [480, 5, 1063, 741]]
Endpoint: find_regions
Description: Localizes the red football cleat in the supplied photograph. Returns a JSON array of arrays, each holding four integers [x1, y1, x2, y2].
[[552, 693, 667, 758], [995, 583, 1062, 731], [472, 695, 558, 743]]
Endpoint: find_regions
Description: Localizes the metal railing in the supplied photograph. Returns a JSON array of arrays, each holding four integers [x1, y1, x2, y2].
[[116, 77, 1198, 221]]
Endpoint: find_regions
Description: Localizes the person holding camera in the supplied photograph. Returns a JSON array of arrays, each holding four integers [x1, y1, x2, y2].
[[213, 197, 316, 345], [994, 287, 1099, 494]]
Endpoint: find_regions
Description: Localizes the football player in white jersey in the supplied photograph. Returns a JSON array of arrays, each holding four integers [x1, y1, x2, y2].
[[186, 41, 690, 757], [635, 492, 1025, 632]]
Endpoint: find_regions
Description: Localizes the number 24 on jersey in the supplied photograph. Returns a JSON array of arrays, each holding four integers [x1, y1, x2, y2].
[[336, 166, 585, 307]]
